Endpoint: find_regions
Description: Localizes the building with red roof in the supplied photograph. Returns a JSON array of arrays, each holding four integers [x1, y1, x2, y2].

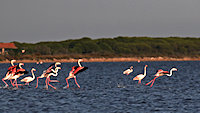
[[0, 43, 17, 55]]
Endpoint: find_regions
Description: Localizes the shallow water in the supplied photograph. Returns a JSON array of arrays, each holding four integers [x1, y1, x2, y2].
[[0, 61, 199, 112]]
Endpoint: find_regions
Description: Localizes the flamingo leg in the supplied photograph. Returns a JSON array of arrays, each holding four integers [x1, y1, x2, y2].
[[138, 80, 141, 84], [35, 77, 40, 88], [150, 79, 155, 87], [15, 82, 23, 86], [150, 77, 158, 87], [146, 79, 154, 86], [14, 80, 23, 87], [10, 79, 15, 86], [74, 77, 80, 88], [49, 80, 59, 82], [2, 79, 9, 87], [13, 80, 18, 88], [47, 78, 57, 89], [66, 78, 69, 88], [45, 77, 48, 90], [25, 82, 29, 85]]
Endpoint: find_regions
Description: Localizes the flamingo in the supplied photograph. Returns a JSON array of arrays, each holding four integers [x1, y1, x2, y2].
[[66, 59, 88, 88], [123, 66, 133, 75], [146, 68, 177, 87], [165, 68, 178, 76], [8, 63, 28, 88], [2, 60, 17, 87], [45, 67, 61, 90], [35, 62, 61, 88], [133, 65, 148, 84], [21, 68, 36, 85]]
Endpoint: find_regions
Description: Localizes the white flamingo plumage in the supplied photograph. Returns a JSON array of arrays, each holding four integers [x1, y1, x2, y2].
[[133, 65, 148, 84], [123, 66, 133, 75], [21, 68, 36, 85]]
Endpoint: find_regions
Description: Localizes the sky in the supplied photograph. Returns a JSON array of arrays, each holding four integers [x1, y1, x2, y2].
[[0, 0, 200, 43]]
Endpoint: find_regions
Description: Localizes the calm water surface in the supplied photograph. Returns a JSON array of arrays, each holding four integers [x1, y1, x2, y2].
[[0, 61, 199, 113]]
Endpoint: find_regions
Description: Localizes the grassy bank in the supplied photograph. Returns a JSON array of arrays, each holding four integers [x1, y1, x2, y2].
[[0, 56, 199, 63]]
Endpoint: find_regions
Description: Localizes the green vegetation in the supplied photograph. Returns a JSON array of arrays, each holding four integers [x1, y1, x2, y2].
[[1, 37, 200, 60]]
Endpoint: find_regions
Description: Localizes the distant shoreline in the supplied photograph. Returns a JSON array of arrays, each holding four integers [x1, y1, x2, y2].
[[0, 57, 199, 63]]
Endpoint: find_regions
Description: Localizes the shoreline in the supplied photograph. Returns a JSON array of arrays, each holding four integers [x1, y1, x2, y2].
[[0, 57, 199, 63]]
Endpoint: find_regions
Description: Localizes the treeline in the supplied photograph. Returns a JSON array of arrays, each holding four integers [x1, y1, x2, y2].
[[2, 37, 200, 60]]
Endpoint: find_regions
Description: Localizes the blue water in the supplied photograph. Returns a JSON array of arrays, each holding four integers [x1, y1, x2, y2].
[[0, 61, 199, 112]]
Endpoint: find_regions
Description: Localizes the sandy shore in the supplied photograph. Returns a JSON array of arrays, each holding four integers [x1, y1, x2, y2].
[[0, 57, 199, 63]]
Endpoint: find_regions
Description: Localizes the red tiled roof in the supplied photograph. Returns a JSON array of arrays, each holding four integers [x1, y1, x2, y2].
[[0, 43, 17, 49]]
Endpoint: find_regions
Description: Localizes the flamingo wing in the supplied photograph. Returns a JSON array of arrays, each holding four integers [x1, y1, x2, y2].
[[7, 65, 17, 74], [133, 74, 145, 80], [15, 68, 28, 75], [123, 69, 130, 74], [21, 77, 30, 82], [7, 65, 17, 71], [21, 77, 34, 82], [74, 67, 88, 75]]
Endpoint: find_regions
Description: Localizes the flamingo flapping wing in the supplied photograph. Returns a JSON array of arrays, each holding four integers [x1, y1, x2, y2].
[[73, 66, 88, 75]]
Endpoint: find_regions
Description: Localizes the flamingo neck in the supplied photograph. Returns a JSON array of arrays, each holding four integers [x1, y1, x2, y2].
[[51, 68, 59, 76], [31, 70, 35, 79], [78, 60, 82, 67], [143, 66, 147, 76], [54, 68, 60, 73], [167, 69, 174, 76], [55, 63, 60, 67], [19, 64, 22, 68], [11, 60, 16, 66]]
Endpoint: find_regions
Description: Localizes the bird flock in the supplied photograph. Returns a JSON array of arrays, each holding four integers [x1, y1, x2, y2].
[[1, 59, 177, 89], [2, 59, 88, 89], [123, 65, 177, 87]]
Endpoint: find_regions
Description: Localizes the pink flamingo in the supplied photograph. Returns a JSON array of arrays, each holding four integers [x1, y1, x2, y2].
[[146, 68, 177, 87], [133, 65, 148, 84], [123, 66, 133, 75], [45, 67, 61, 90], [9, 63, 28, 88], [35, 62, 61, 88], [21, 68, 36, 85], [2, 60, 17, 87], [66, 59, 88, 88]]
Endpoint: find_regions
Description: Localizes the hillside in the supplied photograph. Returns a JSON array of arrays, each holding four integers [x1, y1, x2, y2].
[[1, 37, 200, 61]]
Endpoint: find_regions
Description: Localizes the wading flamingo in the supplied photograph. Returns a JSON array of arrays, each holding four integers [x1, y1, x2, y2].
[[21, 68, 36, 85], [45, 67, 61, 90], [2, 60, 17, 87], [123, 66, 133, 75], [9, 63, 28, 88], [146, 68, 177, 87], [66, 59, 88, 88], [35, 62, 61, 88], [133, 65, 148, 84]]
